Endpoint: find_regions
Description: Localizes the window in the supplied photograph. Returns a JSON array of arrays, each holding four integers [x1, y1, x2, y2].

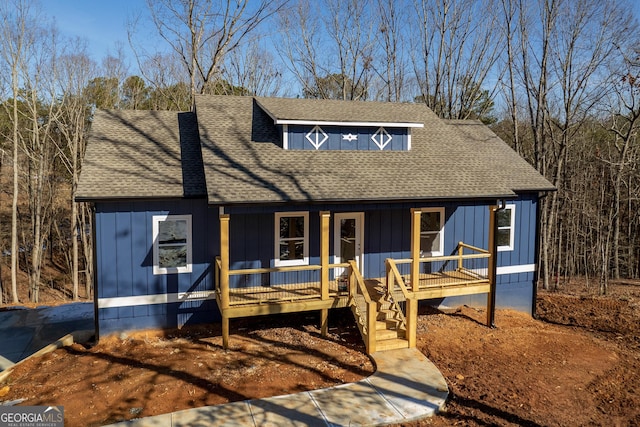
[[497, 205, 516, 251], [274, 212, 309, 266], [420, 208, 445, 256], [153, 215, 192, 275]]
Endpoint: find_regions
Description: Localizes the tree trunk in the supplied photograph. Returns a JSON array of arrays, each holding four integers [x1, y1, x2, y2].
[[10, 77, 19, 304]]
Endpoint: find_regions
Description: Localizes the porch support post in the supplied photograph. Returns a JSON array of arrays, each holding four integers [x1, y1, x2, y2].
[[487, 206, 498, 328], [409, 208, 421, 348], [410, 208, 421, 292], [320, 211, 330, 300], [220, 213, 230, 348], [320, 309, 329, 337], [320, 211, 330, 337], [406, 296, 417, 348]]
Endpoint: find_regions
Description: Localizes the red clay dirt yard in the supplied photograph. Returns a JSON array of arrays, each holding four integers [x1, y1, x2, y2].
[[2, 279, 640, 427]]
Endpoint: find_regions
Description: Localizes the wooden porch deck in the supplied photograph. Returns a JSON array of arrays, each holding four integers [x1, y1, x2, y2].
[[215, 208, 501, 353]]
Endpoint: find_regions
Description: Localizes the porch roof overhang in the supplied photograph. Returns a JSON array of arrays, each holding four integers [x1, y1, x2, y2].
[[210, 192, 524, 210]]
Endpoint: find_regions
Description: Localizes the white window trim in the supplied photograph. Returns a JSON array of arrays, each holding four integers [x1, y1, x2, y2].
[[420, 207, 445, 257], [274, 211, 309, 267], [152, 214, 193, 275], [497, 204, 516, 252], [282, 123, 289, 149]]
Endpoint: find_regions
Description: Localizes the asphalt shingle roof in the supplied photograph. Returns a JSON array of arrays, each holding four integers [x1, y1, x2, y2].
[[76, 95, 554, 203], [76, 110, 205, 201], [195, 95, 554, 205], [255, 96, 425, 125]]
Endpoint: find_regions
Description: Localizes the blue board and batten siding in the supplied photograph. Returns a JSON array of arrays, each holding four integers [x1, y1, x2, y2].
[[283, 125, 410, 151], [95, 199, 218, 334], [436, 195, 538, 313], [94, 194, 539, 334]]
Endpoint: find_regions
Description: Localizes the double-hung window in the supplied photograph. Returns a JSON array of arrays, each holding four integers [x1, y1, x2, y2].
[[420, 208, 445, 256], [274, 212, 309, 266], [152, 214, 192, 274], [497, 205, 516, 251]]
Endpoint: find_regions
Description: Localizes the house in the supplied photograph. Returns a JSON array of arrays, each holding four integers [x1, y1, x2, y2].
[[76, 95, 554, 353]]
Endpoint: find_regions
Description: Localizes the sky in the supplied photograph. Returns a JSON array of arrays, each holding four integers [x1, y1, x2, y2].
[[40, 0, 148, 66], [39, 0, 640, 80]]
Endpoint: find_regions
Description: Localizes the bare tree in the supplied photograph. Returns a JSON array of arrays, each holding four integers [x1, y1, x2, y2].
[[278, 0, 376, 100], [0, 0, 42, 303], [515, 0, 632, 291], [602, 48, 640, 288], [131, 0, 286, 107], [498, 0, 522, 155], [410, 0, 504, 120], [54, 42, 96, 300], [140, 52, 191, 110], [19, 21, 64, 302], [372, 0, 407, 101], [222, 40, 283, 96]]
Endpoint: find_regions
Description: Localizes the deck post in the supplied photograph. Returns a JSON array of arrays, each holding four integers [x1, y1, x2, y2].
[[367, 300, 377, 354], [406, 296, 417, 348], [320, 211, 330, 337], [487, 206, 498, 327], [320, 309, 329, 337], [409, 208, 421, 349], [220, 213, 230, 348], [410, 208, 421, 292], [320, 211, 330, 300]]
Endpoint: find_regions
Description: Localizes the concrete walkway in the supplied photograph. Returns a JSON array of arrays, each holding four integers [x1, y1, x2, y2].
[[0, 303, 94, 370], [107, 347, 449, 427]]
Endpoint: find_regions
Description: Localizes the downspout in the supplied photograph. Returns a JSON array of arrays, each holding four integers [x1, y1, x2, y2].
[[91, 204, 100, 342], [531, 193, 545, 319], [488, 199, 506, 328]]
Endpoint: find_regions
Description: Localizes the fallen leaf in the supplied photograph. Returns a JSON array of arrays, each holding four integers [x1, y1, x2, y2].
[[0, 386, 10, 397]]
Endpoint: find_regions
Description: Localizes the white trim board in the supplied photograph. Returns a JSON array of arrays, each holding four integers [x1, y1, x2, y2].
[[497, 263, 535, 275], [98, 290, 216, 309], [469, 264, 536, 277], [273, 119, 424, 128]]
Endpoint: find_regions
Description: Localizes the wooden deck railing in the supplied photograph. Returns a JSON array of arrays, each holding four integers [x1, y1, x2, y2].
[[214, 257, 351, 308], [385, 241, 491, 347], [214, 256, 377, 352], [388, 241, 491, 291], [386, 257, 416, 347], [347, 260, 377, 354]]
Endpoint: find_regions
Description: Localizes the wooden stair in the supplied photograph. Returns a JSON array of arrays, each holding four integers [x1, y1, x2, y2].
[[374, 297, 409, 351], [349, 282, 409, 353]]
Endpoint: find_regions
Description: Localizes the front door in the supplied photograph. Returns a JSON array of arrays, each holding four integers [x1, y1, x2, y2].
[[334, 212, 364, 276]]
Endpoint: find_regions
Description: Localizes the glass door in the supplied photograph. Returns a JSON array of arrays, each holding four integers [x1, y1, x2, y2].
[[334, 212, 364, 277]]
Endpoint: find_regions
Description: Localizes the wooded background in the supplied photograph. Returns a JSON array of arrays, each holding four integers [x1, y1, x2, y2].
[[1, 0, 638, 304]]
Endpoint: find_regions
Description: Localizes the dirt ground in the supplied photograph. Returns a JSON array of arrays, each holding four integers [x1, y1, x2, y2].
[[2, 279, 640, 427]]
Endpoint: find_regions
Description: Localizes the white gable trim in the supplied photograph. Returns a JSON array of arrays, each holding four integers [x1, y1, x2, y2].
[[273, 119, 424, 128]]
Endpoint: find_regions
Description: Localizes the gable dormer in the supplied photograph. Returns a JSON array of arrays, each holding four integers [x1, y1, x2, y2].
[[255, 97, 424, 151]]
